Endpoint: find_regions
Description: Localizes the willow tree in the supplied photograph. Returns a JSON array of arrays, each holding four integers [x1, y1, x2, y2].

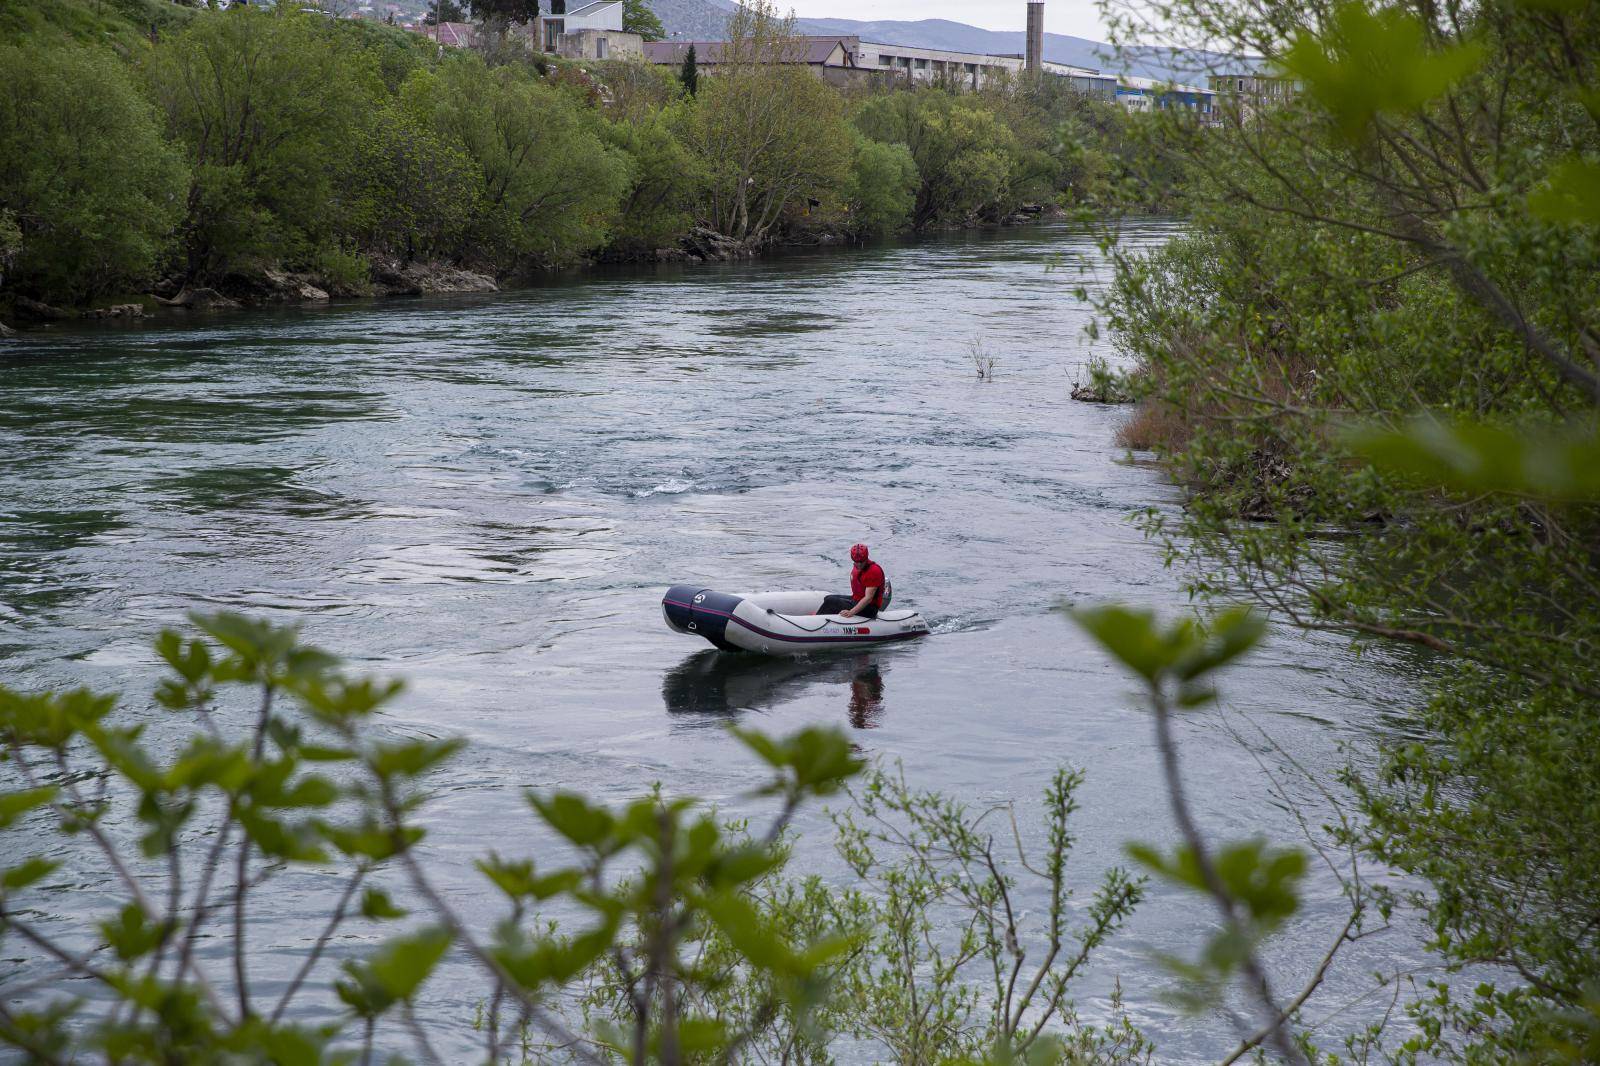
[[686, 0, 851, 244]]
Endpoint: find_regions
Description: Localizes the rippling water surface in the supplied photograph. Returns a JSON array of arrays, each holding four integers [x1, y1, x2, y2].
[[1, 221, 1426, 1060]]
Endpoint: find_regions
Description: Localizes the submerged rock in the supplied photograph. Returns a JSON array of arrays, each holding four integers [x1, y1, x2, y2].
[[83, 303, 146, 320], [372, 259, 498, 296], [164, 287, 242, 311], [1070, 380, 1132, 404], [680, 226, 750, 262], [260, 269, 331, 302]]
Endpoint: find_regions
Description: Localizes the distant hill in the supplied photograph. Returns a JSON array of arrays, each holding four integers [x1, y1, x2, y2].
[[646, 0, 1240, 85], [648, 0, 739, 40]]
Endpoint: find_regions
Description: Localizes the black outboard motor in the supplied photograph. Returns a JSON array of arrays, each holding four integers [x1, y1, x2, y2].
[[661, 585, 744, 651]]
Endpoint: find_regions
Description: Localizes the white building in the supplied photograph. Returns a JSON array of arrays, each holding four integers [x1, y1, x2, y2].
[[414, 2, 642, 60], [1208, 70, 1298, 121], [533, 1, 641, 59]]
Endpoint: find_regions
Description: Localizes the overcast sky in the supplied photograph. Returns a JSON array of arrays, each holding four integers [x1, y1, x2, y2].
[[782, 0, 1112, 41]]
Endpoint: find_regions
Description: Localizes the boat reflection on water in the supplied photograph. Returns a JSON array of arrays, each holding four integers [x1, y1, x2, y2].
[[661, 650, 888, 728]]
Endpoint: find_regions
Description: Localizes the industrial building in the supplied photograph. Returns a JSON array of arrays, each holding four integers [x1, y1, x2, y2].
[[644, 1, 1214, 114], [1208, 69, 1298, 120]]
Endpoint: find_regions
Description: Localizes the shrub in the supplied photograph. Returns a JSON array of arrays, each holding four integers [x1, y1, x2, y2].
[[1099, 0, 1600, 1054], [405, 53, 631, 269], [312, 244, 374, 296], [842, 135, 919, 238]]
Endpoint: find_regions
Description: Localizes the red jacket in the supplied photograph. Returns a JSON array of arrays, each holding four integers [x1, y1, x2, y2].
[[851, 561, 887, 606]]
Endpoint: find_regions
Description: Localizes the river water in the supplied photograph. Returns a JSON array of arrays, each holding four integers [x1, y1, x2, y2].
[[0, 221, 1428, 1060]]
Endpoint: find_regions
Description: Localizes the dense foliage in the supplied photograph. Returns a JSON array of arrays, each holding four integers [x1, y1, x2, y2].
[[144, 10, 379, 280], [1100, 0, 1600, 1056], [408, 53, 633, 263], [426, 0, 468, 23], [467, 0, 539, 27], [0, 0, 1170, 318], [0, 0, 195, 52], [0, 44, 185, 305]]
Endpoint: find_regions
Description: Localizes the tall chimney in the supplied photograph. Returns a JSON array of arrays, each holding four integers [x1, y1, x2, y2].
[[1025, 1, 1044, 73]]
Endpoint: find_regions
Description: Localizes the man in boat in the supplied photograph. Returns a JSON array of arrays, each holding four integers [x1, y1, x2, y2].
[[817, 543, 890, 619]]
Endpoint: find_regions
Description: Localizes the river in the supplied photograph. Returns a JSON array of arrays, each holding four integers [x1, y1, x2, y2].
[[0, 221, 1428, 1061]]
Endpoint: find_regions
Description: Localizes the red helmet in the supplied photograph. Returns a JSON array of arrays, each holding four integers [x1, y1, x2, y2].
[[850, 543, 870, 563]]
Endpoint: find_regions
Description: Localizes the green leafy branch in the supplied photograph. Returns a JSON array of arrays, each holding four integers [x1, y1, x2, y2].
[[1072, 604, 1330, 1065]]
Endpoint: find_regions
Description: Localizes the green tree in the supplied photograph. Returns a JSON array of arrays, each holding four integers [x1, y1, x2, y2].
[[144, 6, 376, 279], [465, 0, 537, 26], [329, 14, 437, 91], [679, 41, 698, 96], [425, 0, 466, 23], [605, 106, 707, 252], [0, 43, 186, 306], [404, 53, 631, 268], [853, 90, 1020, 229], [623, 0, 663, 42], [341, 102, 479, 264], [841, 135, 919, 237], [687, 1, 851, 244]]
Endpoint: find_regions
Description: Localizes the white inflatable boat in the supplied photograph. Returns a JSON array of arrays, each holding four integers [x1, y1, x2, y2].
[[662, 585, 929, 655]]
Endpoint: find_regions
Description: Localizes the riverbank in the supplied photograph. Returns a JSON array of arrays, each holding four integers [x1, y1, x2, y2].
[[1, 4, 1176, 336], [0, 208, 1067, 333]]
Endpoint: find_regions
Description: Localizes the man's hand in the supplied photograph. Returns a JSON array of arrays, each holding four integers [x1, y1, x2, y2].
[[838, 608, 855, 618]]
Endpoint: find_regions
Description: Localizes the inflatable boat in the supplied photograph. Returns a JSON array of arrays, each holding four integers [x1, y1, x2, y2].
[[662, 585, 929, 655]]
